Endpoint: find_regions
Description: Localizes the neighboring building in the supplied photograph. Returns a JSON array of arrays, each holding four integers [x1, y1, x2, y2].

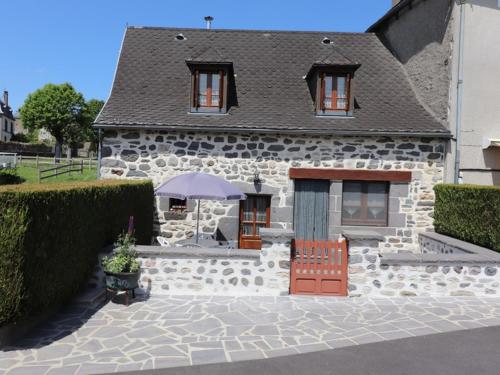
[[0, 91, 15, 142], [15, 115, 54, 144], [95, 26, 450, 251], [368, 0, 500, 185]]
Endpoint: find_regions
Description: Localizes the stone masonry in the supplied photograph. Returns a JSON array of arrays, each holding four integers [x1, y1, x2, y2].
[[348, 238, 500, 298], [137, 229, 293, 296], [100, 129, 445, 252]]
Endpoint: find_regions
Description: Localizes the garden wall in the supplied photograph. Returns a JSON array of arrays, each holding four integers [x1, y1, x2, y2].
[[347, 232, 500, 297], [135, 229, 292, 296], [0, 180, 154, 328]]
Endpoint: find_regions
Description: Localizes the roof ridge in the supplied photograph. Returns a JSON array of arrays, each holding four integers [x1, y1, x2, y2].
[[127, 25, 377, 36]]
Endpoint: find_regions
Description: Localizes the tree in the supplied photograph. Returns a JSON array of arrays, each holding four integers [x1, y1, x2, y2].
[[63, 99, 105, 156], [20, 83, 85, 158], [81, 99, 105, 152]]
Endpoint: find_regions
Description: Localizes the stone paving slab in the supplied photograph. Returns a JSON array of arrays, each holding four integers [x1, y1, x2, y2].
[[1, 295, 500, 375]]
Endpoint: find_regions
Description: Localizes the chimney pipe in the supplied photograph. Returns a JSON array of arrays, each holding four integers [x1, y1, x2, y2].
[[204, 16, 214, 30], [2, 90, 8, 107]]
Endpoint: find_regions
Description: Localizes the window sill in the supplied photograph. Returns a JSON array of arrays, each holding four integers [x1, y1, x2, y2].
[[189, 108, 227, 115], [315, 113, 354, 118]]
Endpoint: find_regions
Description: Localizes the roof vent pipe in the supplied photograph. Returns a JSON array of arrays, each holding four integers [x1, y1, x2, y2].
[[204, 16, 214, 30]]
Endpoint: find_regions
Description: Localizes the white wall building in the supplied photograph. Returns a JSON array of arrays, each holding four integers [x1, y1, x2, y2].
[[369, 0, 500, 185], [0, 91, 15, 142]]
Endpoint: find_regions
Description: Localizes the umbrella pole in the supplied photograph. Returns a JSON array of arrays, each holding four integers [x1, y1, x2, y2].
[[196, 199, 200, 244]]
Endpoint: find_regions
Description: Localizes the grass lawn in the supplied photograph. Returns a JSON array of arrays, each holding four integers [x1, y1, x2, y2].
[[2, 165, 98, 185]]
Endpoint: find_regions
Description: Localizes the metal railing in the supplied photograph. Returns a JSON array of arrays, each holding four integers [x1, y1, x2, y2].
[[0, 152, 17, 170], [38, 160, 84, 182]]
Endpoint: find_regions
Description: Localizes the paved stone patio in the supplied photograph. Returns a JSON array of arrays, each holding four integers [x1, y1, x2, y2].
[[1, 295, 500, 375]]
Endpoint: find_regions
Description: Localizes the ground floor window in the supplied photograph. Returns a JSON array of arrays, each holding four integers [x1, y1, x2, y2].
[[341, 181, 389, 226], [239, 195, 271, 250], [169, 198, 187, 212]]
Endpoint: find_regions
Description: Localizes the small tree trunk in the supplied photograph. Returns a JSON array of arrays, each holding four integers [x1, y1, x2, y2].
[[54, 139, 63, 161]]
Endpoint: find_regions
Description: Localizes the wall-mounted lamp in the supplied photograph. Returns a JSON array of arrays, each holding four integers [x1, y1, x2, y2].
[[253, 168, 261, 183]]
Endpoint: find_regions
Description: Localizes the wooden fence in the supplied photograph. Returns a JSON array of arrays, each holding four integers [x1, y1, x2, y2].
[[18, 155, 97, 169], [38, 160, 85, 182]]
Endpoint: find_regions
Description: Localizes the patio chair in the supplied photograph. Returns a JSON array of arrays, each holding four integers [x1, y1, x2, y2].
[[156, 236, 171, 247]]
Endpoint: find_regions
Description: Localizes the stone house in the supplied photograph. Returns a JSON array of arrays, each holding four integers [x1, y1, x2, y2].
[[369, 0, 500, 185], [0, 91, 15, 142], [94, 25, 450, 253]]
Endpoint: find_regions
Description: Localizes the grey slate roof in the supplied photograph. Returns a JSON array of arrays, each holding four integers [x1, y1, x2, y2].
[[95, 27, 449, 137], [0, 100, 15, 120]]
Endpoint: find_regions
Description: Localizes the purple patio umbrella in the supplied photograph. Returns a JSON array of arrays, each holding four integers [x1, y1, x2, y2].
[[155, 172, 246, 244]]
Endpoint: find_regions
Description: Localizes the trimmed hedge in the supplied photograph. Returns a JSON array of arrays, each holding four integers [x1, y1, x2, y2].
[[434, 184, 500, 252], [0, 180, 154, 326]]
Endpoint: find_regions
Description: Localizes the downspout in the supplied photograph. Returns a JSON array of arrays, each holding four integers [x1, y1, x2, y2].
[[454, 0, 466, 184]]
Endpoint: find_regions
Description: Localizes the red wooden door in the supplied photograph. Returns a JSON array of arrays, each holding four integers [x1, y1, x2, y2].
[[290, 239, 348, 296], [239, 195, 271, 250]]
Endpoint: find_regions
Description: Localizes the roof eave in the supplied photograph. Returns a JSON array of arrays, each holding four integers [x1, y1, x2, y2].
[[93, 122, 451, 139]]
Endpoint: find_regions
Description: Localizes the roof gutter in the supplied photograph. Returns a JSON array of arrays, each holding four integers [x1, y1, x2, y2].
[[366, 0, 416, 32], [93, 123, 451, 139]]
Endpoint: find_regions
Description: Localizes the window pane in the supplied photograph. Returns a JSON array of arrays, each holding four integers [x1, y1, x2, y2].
[[336, 99, 347, 109], [255, 197, 268, 222], [199, 95, 207, 106], [242, 223, 253, 235], [336, 76, 347, 98], [324, 76, 333, 98], [342, 182, 362, 219], [211, 95, 219, 104], [212, 73, 220, 95], [199, 73, 208, 94], [366, 183, 387, 220], [242, 199, 253, 221]]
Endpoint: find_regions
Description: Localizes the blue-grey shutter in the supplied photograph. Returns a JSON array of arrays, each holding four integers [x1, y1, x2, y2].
[[293, 179, 329, 241]]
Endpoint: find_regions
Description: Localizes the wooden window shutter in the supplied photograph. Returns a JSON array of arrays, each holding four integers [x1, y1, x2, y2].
[[319, 72, 325, 111], [193, 70, 199, 108], [219, 70, 224, 109]]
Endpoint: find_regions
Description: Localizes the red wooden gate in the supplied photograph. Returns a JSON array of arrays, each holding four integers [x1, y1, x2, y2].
[[290, 239, 348, 296]]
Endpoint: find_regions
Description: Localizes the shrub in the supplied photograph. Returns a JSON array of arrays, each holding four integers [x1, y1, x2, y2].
[[0, 169, 24, 185], [102, 233, 140, 274], [434, 184, 500, 252], [0, 180, 154, 326]]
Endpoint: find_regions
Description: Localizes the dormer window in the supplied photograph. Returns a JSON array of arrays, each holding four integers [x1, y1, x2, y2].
[[318, 72, 352, 115], [320, 73, 350, 111], [191, 69, 226, 113]]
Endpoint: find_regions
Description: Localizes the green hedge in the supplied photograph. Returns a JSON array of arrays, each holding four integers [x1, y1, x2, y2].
[[434, 184, 500, 252], [0, 180, 154, 326]]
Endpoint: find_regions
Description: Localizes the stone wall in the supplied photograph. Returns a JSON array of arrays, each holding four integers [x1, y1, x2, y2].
[[348, 237, 500, 297], [373, 0, 454, 124], [100, 129, 445, 252], [136, 229, 293, 296]]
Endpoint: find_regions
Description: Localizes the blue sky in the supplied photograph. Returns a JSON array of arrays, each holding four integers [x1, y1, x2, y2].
[[3, 0, 391, 112]]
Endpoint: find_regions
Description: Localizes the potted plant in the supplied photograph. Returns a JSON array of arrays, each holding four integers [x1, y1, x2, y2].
[[102, 232, 141, 303]]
